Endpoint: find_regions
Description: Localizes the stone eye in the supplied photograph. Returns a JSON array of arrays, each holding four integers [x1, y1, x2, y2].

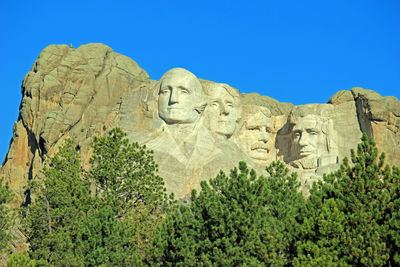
[[248, 127, 260, 131], [161, 87, 170, 94]]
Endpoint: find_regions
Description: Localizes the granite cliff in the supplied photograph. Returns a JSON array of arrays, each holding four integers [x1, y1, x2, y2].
[[1, 43, 400, 205]]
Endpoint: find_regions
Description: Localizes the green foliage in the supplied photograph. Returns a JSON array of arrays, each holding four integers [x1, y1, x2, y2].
[[295, 133, 400, 266], [21, 130, 400, 266], [7, 251, 39, 267], [88, 128, 173, 253], [24, 128, 172, 266], [88, 128, 172, 217], [0, 178, 14, 254], [388, 164, 400, 264], [76, 206, 142, 266], [147, 161, 305, 266], [24, 139, 91, 266]]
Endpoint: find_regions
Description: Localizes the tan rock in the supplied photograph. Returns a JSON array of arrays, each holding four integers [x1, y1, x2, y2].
[[351, 87, 400, 166], [1, 43, 150, 203], [240, 92, 294, 116], [1, 43, 400, 207], [328, 90, 354, 105]]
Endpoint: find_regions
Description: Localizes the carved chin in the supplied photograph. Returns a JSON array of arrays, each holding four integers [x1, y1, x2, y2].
[[215, 127, 235, 137], [249, 148, 269, 160], [159, 109, 196, 123]]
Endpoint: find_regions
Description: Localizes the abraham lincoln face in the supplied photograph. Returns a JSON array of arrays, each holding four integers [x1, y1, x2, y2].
[[292, 116, 321, 159]]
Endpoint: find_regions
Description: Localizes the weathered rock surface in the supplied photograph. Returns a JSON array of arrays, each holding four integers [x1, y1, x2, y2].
[[1, 43, 150, 205], [2, 43, 400, 206]]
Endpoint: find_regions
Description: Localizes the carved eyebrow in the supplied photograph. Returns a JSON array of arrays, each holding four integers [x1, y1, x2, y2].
[[160, 86, 171, 90], [306, 128, 319, 132]]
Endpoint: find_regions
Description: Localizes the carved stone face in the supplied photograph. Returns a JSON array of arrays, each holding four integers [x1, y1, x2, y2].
[[158, 68, 202, 124], [238, 111, 272, 162], [206, 85, 237, 137], [292, 115, 321, 159]]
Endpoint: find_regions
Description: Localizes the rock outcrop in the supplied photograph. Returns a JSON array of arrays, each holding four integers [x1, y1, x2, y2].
[[2, 43, 400, 206]]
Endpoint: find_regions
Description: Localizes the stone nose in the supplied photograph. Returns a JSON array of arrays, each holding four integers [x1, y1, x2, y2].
[[219, 103, 229, 115], [258, 128, 269, 143], [169, 88, 180, 104], [298, 133, 309, 147]]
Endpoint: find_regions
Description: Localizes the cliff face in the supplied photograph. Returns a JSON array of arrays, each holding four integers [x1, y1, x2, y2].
[[1, 43, 150, 205], [1, 43, 400, 205]]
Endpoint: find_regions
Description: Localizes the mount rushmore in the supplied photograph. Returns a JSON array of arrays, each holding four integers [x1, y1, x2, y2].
[[1, 43, 400, 202]]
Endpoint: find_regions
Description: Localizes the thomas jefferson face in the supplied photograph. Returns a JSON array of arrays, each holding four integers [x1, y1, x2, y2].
[[158, 68, 202, 124], [206, 85, 237, 137], [292, 115, 321, 159], [238, 111, 273, 162]]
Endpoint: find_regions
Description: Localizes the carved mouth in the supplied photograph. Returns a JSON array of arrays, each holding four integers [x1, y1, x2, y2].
[[299, 150, 315, 158], [251, 147, 269, 153]]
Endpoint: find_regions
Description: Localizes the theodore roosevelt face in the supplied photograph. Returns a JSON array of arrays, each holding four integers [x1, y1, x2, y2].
[[238, 109, 273, 162], [158, 68, 203, 124]]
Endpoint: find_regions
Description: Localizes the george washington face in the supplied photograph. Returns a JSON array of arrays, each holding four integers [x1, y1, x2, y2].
[[158, 68, 204, 124]]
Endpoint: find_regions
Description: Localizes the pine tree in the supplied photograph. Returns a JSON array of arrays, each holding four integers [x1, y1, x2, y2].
[[24, 139, 92, 266], [87, 128, 173, 254], [24, 129, 172, 265], [387, 163, 400, 265], [0, 178, 14, 254], [76, 206, 142, 266], [295, 133, 400, 266], [88, 128, 171, 216], [147, 161, 305, 266], [6, 251, 38, 266]]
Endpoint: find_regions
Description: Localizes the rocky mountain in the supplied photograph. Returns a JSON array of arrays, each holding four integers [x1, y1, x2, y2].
[[1, 43, 400, 205]]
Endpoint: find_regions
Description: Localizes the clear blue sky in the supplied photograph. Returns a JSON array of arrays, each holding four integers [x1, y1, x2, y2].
[[1, 0, 399, 162]]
